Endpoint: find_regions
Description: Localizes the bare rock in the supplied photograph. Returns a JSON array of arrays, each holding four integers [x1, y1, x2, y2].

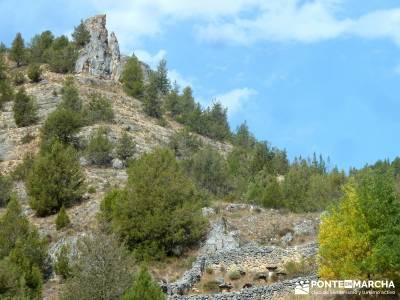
[[75, 14, 123, 80], [111, 158, 124, 169]]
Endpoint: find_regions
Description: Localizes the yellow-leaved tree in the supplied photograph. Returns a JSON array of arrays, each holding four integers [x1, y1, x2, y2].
[[318, 180, 371, 279]]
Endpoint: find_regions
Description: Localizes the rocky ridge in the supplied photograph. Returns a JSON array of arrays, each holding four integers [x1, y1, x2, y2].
[[75, 14, 122, 80]]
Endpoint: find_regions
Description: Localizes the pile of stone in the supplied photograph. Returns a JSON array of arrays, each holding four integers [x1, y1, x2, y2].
[[168, 276, 317, 300]]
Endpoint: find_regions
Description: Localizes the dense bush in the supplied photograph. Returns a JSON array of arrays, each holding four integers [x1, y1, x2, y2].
[[60, 232, 133, 300], [186, 146, 231, 195], [169, 129, 203, 160], [13, 71, 25, 85], [13, 87, 38, 127], [245, 170, 283, 209], [54, 245, 71, 280], [27, 63, 42, 82], [46, 36, 77, 73], [55, 206, 71, 230], [122, 265, 166, 300], [319, 169, 400, 286], [121, 56, 144, 98], [101, 148, 207, 260], [86, 127, 114, 166], [60, 77, 82, 112], [227, 269, 241, 280], [0, 173, 12, 207], [72, 20, 90, 48], [116, 132, 136, 161], [83, 93, 114, 124], [0, 197, 48, 299], [0, 54, 13, 107], [29, 31, 54, 63], [41, 108, 82, 149], [11, 153, 34, 182], [27, 140, 85, 216]]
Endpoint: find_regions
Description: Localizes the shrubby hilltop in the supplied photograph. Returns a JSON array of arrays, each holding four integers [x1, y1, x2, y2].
[[0, 14, 399, 300]]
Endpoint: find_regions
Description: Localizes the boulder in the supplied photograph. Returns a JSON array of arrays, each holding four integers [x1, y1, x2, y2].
[[111, 158, 124, 169]]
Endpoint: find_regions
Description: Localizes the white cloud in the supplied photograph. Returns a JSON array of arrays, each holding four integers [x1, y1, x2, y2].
[[134, 49, 166, 69], [84, 0, 400, 50], [168, 69, 193, 89], [214, 88, 258, 116]]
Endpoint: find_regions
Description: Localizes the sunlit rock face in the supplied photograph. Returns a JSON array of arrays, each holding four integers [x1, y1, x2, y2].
[[75, 14, 122, 80]]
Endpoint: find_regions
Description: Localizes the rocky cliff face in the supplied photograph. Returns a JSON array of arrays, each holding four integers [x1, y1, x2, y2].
[[75, 15, 123, 80]]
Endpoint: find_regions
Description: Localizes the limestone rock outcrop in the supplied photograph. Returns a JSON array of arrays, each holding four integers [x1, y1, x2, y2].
[[75, 14, 123, 80]]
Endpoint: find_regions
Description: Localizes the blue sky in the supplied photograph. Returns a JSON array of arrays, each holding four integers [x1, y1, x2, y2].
[[1, 0, 400, 170]]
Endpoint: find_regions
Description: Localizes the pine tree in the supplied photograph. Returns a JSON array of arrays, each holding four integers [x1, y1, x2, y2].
[[155, 59, 170, 96], [86, 127, 113, 166], [164, 82, 180, 117], [121, 56, 144, 98], [0, 54, 13, 107], [60, 232, 132, 300], [72, 20, 90, 48], [60, 77, 82, 112], [143, 73, 162, 118], [55, 206, 71, 230], [29, 30, 54, 63], [46, 36, 77, 73], [27, 140, 85, 216], [27, 63, 42, 82], [0, 196, 47, 299], [122, 266, 166, 300], [116, 132, 136, 161], [40, 108, 82, 150], [13, 88, 38, 127], [105, 148, 207, 260], [10, 33, 26, 66]]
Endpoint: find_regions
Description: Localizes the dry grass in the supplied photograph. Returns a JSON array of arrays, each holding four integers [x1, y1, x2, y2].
[[209, 202, 320, 246]]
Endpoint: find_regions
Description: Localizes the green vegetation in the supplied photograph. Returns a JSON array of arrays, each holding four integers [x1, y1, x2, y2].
[[0, 197, 47, 299], [202, 280, 220, 293], [143, 72, 162, 118], [155, 58, 170, 96], [227, 269, 242, 280], [186, 146, 231, 195], [122, 265, 166, 300], [86, 127, 114, 166], [10, 33, 26, 67], [46, 36, 77, 73], [60, 232, 132, 300], [101, 148, 207, 260], [55, 206, 71, 230], [121, 56, 144, 98], [0, 54, 13, 108], [60, 77, 82, 112], [13, 87, 38, 127], [72, 20, 90, 48], [29, 30, 54, 63], [54, 245, 72, 280], [27, 140, 85, 216], [27, 63, 42, 82], [319, 167, 400, 286], [13, 71, 25, 85], [83, 93, 114, 124], [116, 132, 136, 161], [0, 173, 12, 207], [41, 108, 82, 149]]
